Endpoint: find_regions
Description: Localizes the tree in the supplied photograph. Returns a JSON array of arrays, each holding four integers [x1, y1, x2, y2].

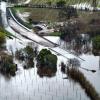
[[60, 20, 85, 41], [56, 0, 66, 7], [92, 35, 100, 50], [37, 49, 57, 77], [0, 53, 17, 76], [60, 22, 77, 41], [15, 45, 35, 69], [37, 49, 57, 68], [58, 6, 78, 20], [45, 54, 57, 68], [24, 46, 35, 59], [37, 49, 51, 66]]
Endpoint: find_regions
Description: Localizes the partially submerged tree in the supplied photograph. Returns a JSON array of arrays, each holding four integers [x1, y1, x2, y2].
[[15, 45, 35, 69], [0, 52, 17, 76], [37, 49, 57, 77], [92, 35, 100, 55]]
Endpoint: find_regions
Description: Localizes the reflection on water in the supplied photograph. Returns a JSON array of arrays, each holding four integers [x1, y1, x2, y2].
[[59, 34, 92, 56], [37, 67, 57, 78], [0, 36, 100, 100], [58, 34, 100, 94], [0, 64, 90, 100]]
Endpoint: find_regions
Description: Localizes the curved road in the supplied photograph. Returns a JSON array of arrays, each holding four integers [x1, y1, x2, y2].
[[0, 1, 58, 48], [0, 1, 86, 62], [1, 1, 99, 72]]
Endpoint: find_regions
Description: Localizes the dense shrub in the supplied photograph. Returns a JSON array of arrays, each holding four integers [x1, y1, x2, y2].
[[15, 45, 35, 69], [37, 49, 51, 66], [67, 67, 100, 100], [37, 49, 57, 68], [92, 35, 100, 55], [24, 45, 35, 59], [15, 49, 25, 61], [0, 53, 17, 76], [60, 21, 84, 41], [37, 49, 57, 77], [92, 35, 100, 50]]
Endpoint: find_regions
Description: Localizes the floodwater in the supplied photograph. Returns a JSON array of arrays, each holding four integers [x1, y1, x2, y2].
[[0, 36, 100, 100]]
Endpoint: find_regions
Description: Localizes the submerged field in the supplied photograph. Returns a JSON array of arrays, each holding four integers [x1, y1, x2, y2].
[[0, 36, 100, 100]]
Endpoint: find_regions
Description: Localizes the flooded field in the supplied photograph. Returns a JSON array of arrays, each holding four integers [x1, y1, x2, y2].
[[0, 36, 99, 100]]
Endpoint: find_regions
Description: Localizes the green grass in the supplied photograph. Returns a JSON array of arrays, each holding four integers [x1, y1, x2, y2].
[[14, 7, 27, 13], [0, 26, 20, 40], [0, 31, 5, 45], [29, 8, 60, 22], [14, 6, 100, 24], [49, 32, 61, 36], [14, 7, 61, 22]]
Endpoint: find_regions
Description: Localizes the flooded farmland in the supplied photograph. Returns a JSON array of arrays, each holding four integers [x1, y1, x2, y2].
[[0, 36, 99, 100]]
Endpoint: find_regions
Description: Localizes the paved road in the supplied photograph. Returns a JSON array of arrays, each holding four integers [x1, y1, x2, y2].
[[0, 1, 58, 48], [0, 1, 31, 43], [0, 1, 86, 62]]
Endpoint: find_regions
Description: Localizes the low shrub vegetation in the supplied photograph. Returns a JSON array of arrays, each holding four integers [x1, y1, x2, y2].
[[15, 45, 35, 69], [0, 52, 17, 76], [0, 28, 6, 49], [92, 35, 100, 55], [67, 67, 100, 100], [92, 35, 100, 50]]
